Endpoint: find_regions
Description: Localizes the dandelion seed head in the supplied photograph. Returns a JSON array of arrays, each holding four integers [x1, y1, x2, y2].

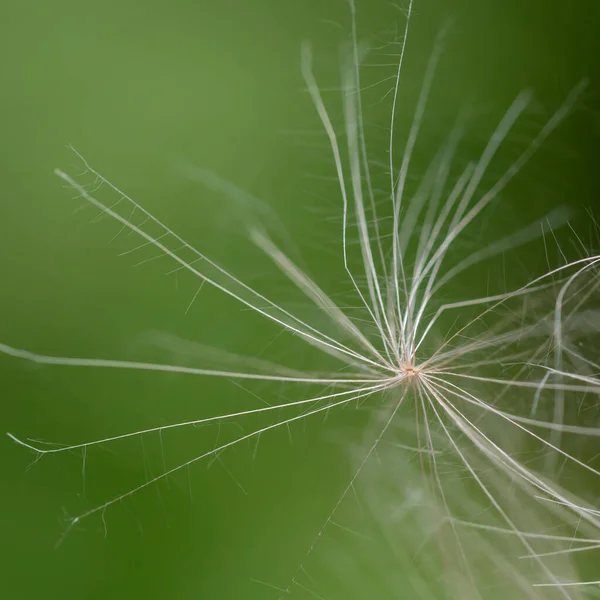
[[2, 0, 600, 598]]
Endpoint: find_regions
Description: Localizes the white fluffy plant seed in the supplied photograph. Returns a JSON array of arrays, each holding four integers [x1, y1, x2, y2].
[[3, 1, 600, 598]]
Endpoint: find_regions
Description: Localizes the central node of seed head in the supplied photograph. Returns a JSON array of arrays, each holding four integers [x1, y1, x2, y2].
[[403, 364, 420, 377], [397, 362, 422, 384]]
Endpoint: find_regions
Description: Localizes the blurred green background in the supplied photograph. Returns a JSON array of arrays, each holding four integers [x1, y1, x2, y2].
[[1, 1, 599, 599]]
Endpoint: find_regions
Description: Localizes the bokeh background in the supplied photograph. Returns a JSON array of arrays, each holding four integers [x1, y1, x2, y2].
[[1, 1, 599, 598]]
